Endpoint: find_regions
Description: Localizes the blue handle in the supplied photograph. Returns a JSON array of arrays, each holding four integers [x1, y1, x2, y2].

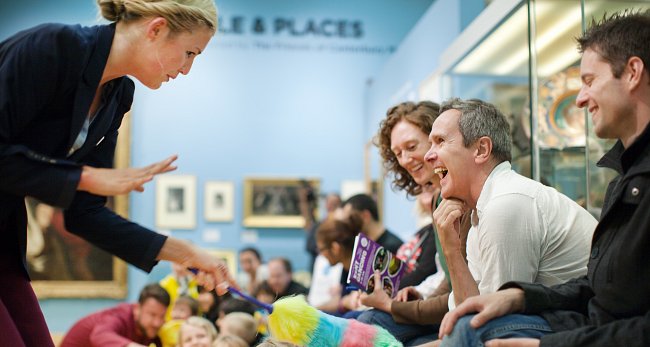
[[188, 268, 274, 314]]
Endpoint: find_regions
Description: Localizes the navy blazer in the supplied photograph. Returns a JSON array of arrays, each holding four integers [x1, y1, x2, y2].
[[0, 23, 167, 277]]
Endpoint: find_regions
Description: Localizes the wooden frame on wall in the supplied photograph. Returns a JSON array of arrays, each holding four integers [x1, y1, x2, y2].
[[29, 113, 131, 299], [242, 177, 320, 228]]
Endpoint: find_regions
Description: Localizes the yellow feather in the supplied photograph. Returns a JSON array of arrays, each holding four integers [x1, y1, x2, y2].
[[268, 295, 320, 345]]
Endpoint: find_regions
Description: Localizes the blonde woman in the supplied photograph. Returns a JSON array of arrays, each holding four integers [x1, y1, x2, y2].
[[0, 0, 235, 345]]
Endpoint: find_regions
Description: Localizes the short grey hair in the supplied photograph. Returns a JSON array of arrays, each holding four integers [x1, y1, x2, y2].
[[440, 98, 512, 163]]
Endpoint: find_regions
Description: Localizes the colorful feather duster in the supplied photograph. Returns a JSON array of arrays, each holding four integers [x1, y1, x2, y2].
[[228, 287, 402, 347], [188, 268, 402, 346]]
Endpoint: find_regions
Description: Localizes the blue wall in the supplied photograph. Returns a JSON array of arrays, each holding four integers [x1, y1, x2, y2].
[[0, 0, 436, 333]]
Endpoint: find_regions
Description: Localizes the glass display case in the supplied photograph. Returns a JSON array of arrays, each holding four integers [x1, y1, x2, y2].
[[429, 0, 650, 217]]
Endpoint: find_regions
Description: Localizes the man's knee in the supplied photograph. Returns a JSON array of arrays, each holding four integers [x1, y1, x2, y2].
[[358, 309, 390, 325], [440, 314, 475, 347]]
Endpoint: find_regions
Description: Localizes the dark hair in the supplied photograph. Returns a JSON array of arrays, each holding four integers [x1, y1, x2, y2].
[[440, 98, 512, 163], [269, 257, 292, 274], [578, 9, 650, 78], [253, 281, 274, 298], [316, 214, 362, 255], [376, 101, 441, 196], [175, 295, 200, 316], [197, 285, 221, 323], [219, 296, 256, 316], [239, 247, 262, 261], [343, 194, 379, 221], [139, 283, 171, 307]]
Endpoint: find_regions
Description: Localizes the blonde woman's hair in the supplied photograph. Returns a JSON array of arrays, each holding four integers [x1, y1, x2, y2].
[[97, 0, 218, 34], [213, 335, 248, 347], [220, 312, 258, 344], [178, 316, 218, 345]]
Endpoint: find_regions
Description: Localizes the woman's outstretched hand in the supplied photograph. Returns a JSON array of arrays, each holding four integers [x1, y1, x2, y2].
[[78, 155, 178, 195]]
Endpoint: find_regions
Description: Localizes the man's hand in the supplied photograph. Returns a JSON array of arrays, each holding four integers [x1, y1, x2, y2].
[[433, 198, 467, 253], [395, 286, 422, 302], [439, 288, 525, 339], [78, 155, 178, 195], [359, 271, 392, 312], [485, 338, 540, 347]]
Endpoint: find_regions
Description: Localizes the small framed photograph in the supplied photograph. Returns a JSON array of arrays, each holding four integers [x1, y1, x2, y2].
[[204, 181, 234, 222], [243, 177, 320, 228], [156, 175, 197, 229]]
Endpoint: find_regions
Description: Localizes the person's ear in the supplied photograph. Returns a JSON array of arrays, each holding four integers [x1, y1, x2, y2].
[[133, 303, 141, 320], [146, 17, 168, 41], [475, 136, 492, 164], [626, 56, 646, 91]]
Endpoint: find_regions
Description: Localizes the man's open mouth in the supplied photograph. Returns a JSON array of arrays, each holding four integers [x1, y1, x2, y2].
[[433, 167, 448, 179]]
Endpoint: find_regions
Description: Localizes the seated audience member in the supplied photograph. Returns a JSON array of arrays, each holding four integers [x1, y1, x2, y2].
[[264, 257, 308, 299], [236, 247, 268, 294], [306, 254, 343, 308], [197, 285, 220, 328], [394, 183, 439, 288], [61, 283, 170, 347], [218, 312, 258, 346], [396, 97, 595, 345], [338, 194, 403, 254], [213, 335, 248, 347], [217, 295, 257, 323], [160, 262, 199, 321], [253, 281, 276, 336], [177, 316, 218, 347], [437, 11, 650, 347], [366, 97, 597, 344], [159, 295, 200, 347], [314, 214, 364, 314], [302, 188, 342, 271], [355, 101, 456, 345], [426, 98, 595, 307], [171, 295, 200, 320], [253, 281, 275, 305]]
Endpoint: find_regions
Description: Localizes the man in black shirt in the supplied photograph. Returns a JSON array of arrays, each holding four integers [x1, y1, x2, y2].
[[339, 194, 403, 254], [265, 257, 308, 300]]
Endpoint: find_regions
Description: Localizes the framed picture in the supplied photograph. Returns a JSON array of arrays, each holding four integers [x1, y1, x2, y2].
[[204, 181, 234, 222], [243, 177, 320, 228], [28, 113, 132, 299], [206, 249, 237, 276], [156, 175, 197, 229]]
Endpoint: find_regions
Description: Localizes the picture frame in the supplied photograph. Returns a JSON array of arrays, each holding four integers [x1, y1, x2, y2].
[[243, 177, 320, 228], [156, 175, 197, 229], [29, 113, 131, 299], [204, 181, 235, 222], [206, 249, 237, 276]]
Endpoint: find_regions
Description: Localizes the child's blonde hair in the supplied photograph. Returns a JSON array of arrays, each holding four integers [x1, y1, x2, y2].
[[220, 312, 258, 344], [178, 316, 218, 345], [213, 334, 248, 347]]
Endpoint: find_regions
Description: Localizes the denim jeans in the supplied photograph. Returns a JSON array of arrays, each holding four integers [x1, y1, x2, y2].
[[357, 309, 439, 346], [440, 314, 552, 347]]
